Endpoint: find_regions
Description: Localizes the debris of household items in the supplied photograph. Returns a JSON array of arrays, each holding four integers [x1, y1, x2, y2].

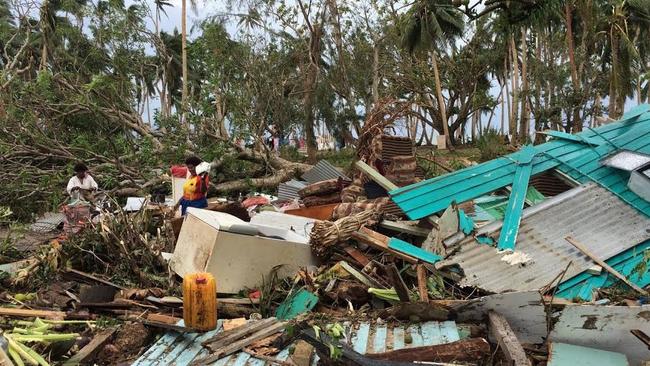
[[170, 208, 317, 293]]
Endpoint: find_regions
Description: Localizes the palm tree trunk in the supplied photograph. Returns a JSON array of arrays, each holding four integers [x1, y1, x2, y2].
[[519, 29, 530, 144], [181, 0, 188, 125], [510, 36, 519, 143], [430, 50, 451, 150], [565, 2, 583, 132], [609, 26, 622, 119], [565, 3, 579, 88]]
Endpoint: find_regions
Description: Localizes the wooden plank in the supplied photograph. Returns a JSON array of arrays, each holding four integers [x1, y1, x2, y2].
[[338, 261, 381, 288], [488, 311, 532, 366], [351, 230, 417, 263], [146, 313, 182, 325], [63, 328, 117, 366], [386, 264, 410, 302], [0, 308, 66, 320], [416, 265, 429, 302], [355, 160, 399, 191], [366, 338, 490, 363], [343, 246, 371, 267], [202, 317, 277, 349], [66, 269, 126, 290], [192, 321, 287, 365], [565, 236, 649, 295], [379, 220, 430, 237]]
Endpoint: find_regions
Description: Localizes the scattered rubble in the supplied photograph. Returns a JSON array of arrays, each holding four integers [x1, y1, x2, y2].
[[1, 105, 650, 365]]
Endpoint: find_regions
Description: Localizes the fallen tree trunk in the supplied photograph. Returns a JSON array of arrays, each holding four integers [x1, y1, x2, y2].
[[366, 338, 491, 363]]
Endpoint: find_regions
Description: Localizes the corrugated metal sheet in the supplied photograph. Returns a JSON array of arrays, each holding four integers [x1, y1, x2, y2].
[[529, 171, 574, 197], [132, 320, 460, 366], [381, 136, 415, 158], [302, 160, 350, 184], [390, 106, 650, 219], [436, 183, 650, 293], [277, 180, 307, 201], [30, 212, 65, 233]]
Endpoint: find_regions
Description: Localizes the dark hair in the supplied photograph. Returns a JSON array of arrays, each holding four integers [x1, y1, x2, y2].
[[185, 156, 202, 166], [74, 163, 88, 173]]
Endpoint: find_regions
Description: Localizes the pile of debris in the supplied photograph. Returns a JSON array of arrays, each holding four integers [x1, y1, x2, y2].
[[2, 104, 650, 366]]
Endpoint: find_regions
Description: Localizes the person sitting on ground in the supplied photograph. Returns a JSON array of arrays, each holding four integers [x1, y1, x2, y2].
[[66, 163, 98, 202], [175, 156, 210, 215]]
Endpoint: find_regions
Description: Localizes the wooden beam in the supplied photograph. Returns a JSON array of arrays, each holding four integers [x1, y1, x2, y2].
[[193, 321, 287, 365], [354, 160, 398, 191], [366, 338, 490, 363], [488, 311, 532, 366], [0, 308, 66, 320], [343, 246, 371, 267], [565, 236, 649, 295], [66, 269, 126, 290], [351, 229, 417, 264], [379, 220, 430, 237], [416, 265, 429, 302], [202, 317, 277, 348], [63, 328, 117, 365], [386, 264, 410, 302]]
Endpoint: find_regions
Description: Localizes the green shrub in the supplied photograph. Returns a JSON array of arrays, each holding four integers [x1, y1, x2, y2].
[[476, 129, 507, 162]]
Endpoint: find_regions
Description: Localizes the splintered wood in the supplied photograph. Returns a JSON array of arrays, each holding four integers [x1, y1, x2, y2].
[[488, 311, 532, 366]]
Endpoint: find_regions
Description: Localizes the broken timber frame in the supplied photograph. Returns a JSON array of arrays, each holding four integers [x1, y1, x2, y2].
[[488, 311, 532, 366]]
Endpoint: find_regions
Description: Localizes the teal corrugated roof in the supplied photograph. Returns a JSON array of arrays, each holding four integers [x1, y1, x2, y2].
[[389, 104, 650, 219]]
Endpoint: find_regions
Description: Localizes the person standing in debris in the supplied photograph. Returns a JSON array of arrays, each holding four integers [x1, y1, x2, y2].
[[175, 156, 210, 215], [66, 163, 98, 200]]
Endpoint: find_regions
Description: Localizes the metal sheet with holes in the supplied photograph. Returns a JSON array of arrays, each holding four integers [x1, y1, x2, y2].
[[437, 183, 650, 294], [132, 320, 460, 366]]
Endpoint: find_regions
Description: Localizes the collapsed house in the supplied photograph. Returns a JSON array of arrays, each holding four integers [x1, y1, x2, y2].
[[389, 104, 650, 301]]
